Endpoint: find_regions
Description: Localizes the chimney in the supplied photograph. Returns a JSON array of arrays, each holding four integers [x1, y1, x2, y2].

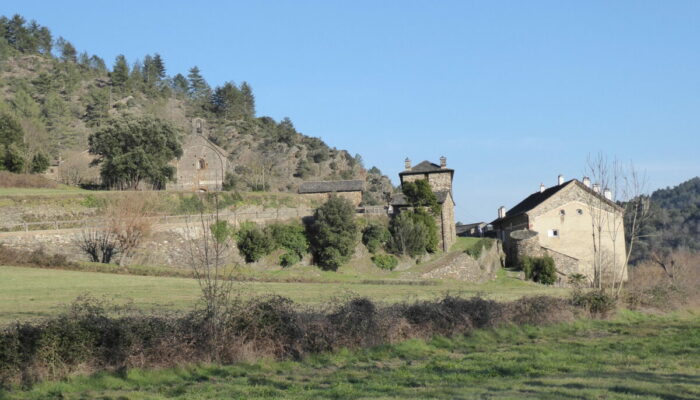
[[404, 157, 411, 170], [440, 156, 447, 168], [583, 176, 591, 188], [557, 174, 564, 186], [498, 206, 506, 219], [603, 188, 612, 200], [593, 183, 601, 193], [540, 183, 546, 193]]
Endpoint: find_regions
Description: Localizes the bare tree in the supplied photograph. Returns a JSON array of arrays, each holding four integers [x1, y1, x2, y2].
[[106, 193, 154, 266], [77, 226, 119, 263], [584, 153, 651, 295], [182, 194, 238, 360]]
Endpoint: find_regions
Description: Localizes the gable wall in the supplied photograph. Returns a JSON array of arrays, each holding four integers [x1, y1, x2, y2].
[[167, 136, 227, 191]]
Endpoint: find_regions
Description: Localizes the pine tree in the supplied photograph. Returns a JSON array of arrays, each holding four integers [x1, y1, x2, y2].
[[187, 66, 210, 101], [56, 37, 77, 62], [172, 73, 188, 95], [240, 81, 255, 117], [111, 54, 130, 89], [153, 53, 166, 79]]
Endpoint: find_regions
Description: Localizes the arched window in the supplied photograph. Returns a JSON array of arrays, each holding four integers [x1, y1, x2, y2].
[[198, 158, 207, 170]]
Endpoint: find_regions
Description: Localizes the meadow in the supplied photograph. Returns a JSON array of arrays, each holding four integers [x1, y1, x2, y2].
[[0, 265, 567, 324], [4, 311, 698, 399]]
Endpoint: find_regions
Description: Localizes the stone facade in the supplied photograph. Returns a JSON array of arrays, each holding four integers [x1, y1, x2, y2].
[[167, 118, 228, 192], [494, 178, 627, 284], [300, 191, 363, 207], [298, 180, 364, 207], [395, 157, 457, 252]]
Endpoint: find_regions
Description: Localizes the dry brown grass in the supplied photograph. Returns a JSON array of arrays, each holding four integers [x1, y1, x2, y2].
[[624, 250, 700, 309], [0, 171, 57, 188]]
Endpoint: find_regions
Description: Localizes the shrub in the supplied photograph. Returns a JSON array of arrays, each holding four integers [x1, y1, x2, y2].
[[0, 170, 57, 188], [371, 254, 398, 270], [0, 245, 75, 269], [362, 223, 389, 253], [280, 251, 300, 267], [521, 256, 557, 285], [465, 238, 492, 259], [308, 196, 357, 270], [571, 290, 617, 317], [267, 222, 309, 260], [236, 222, 274, 263], [387, 208, 438, 257]]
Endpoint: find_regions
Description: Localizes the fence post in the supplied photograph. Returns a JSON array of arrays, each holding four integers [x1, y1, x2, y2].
[[24, 223, 28, 232]]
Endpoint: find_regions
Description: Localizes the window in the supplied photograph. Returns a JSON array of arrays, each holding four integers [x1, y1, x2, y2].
[[198, 159, 207, 170], [559, 209, 566, 216], [577, 209, 584, 215], [196, 120, 203, 133], [548, 229, 559, 238]]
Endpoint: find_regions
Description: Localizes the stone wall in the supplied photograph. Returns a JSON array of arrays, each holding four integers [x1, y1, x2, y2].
[[167, 135, 228, 192], [401, 171, 452, 192], [299, 191, 363, 207], [440, 195, 456, 251], [422, 239, 503, 282]]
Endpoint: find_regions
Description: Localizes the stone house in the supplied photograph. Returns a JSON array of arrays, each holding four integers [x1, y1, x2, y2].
[[492, 175, 627, 284], [391, 157, 457, 252], [298, 180, 364, 207], [167, 118, 229, 192]]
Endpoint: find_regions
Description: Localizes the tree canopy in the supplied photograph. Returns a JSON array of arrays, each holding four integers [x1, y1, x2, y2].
[[309, 196, 358, 270], [88, 115, 182, 190]]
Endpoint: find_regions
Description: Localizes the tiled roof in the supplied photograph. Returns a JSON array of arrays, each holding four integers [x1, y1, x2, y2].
[[298, 180, 364, 194]]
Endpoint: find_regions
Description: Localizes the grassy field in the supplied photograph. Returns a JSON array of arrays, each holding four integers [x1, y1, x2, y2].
[[4, 311, 698, 399], [0, 265, 568, 324]]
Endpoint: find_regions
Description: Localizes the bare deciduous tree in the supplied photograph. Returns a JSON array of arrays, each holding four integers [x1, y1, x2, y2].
[[584, 153, 651, 295], [182, 194, 238, 360]]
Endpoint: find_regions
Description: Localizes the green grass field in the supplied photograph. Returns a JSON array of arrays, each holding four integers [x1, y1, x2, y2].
[[0, 265, 567, 324], [4, 311, 698, 399]]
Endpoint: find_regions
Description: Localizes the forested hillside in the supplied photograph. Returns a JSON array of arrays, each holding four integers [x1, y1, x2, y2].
[[630, 177, 700, 263], [0, 14, 393, 203]]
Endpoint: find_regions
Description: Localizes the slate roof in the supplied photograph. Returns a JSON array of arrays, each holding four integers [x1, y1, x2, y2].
[[494, 179, 623, 223], [298, 180, 364, 194], [391, 190, 452, 206], [400, 160, 454, 176]]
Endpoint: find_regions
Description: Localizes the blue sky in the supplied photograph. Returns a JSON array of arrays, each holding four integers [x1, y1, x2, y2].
[[3, 1, 699, 222]]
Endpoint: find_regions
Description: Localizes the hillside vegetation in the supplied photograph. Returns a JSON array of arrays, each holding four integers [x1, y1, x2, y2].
[[630, 176, 700, 263], [0, 14, 393, 202]]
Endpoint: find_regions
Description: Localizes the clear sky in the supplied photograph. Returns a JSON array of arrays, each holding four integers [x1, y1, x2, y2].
[[3, 1, 699, 222]]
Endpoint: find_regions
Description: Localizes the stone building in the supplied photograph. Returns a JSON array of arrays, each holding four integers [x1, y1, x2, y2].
[[167, 118, 229, 192], [298, 180, 364, 207], [391, 157, 457, 252], [492, 175, 627, 284]]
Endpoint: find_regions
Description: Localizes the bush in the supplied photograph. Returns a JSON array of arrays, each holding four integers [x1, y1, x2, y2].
[[521, 256, 557, 285], [0, 245, 75, 269], [0, 170, 57, 188], [267, 222, 309, 260], [571, 290, 617, 317], [371, 254, 398, 270], [465, 238, 492, 259], [387, 208, 438, 257], [279, 251, 301, 267], [236, 222, 275, 263], [308, 196, 357, 270], [362, 223, 389, 253]]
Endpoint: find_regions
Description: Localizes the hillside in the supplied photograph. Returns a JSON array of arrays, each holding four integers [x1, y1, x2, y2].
[[0, 14, 394, 203], [630, 176, 700, 263]]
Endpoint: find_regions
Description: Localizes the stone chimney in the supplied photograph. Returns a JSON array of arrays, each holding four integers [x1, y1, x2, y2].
[[593, 183, 601, 193], [540, 183, 546, 193], [404, 158, 411, 170], [603, 188, 612, 200], [557, 174, 564, 186], [498, 206, 506, 219], [583, 176, 591, 188], [440, 156, 447, 168]]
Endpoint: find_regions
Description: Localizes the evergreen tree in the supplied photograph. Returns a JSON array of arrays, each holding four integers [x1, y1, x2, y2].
[[211, 82, 243, 118], [89, 55, 107, 72], [309, 196, 358, 270], [187, 66, 210, 100], [240, 81, 255, 117], [56, 36, 77, 62], [172, 73, 188, 95], [30, 152, 49, 173], [152, 53, 166, 79], [88, 115, 183, 190], [111, 54, 130, 89], [0, 112, 23, 146], [1, 144, 25, 173]]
